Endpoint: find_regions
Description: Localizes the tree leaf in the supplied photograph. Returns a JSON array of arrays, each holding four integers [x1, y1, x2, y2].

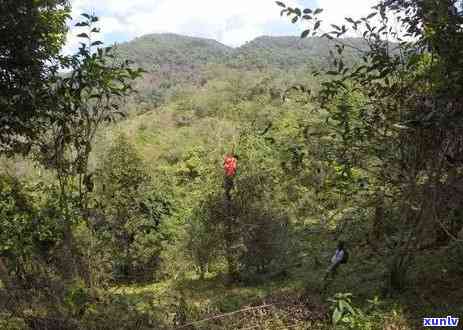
[[333, 308, 342, 324], [77, 33, 90, 39], [303, 8, 312, 14], [339, 300, 350, 313], [345, 17, 354, 24], [322, 33, 334, 40], [301, 29, 311, 38], [276, 1, 286, 7], [314, 8, 324, 14]]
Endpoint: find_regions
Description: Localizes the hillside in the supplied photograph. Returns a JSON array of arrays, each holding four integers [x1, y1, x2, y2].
[[115, 33, 367, 107], [117, 33, 366, 71], [115, 33, 234, 107], [232, 36, 366, 69], [116, 33, 233, 70]]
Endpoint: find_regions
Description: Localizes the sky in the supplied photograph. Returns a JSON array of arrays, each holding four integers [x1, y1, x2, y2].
[[64, 0, 378, 54]]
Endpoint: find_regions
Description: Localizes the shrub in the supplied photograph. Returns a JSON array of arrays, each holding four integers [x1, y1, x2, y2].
[[94, 134, 171, 282], [187, 172, 296, 282]]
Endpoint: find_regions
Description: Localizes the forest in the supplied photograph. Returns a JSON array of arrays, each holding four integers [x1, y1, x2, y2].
[[1, 0, 463, 329]]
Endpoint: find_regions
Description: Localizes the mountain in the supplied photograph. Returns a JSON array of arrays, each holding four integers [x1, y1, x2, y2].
[[117, 33, 366, 71], [115, 33, 233, 70], [114, 33, 367, 106], [115, 33, 235, 107], [232, 36, 366, 69]]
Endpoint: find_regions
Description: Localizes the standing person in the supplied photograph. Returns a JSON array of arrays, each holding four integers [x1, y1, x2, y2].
[[323, 241, 348, 288], [223, 154, 238, 199]]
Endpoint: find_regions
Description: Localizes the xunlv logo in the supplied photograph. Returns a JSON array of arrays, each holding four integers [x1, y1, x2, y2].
[[423, 316, 459, 327]]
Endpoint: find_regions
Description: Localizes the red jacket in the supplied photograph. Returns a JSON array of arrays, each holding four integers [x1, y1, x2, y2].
[[224, 156, 237, 177]]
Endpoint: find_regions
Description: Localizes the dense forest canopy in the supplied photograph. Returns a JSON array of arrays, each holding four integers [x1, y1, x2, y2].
[[114, 33, 369, 107], [1, 0, 463, 329]]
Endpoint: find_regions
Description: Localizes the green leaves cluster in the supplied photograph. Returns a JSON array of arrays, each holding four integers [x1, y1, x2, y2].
[[329, 293, 383, 329], [0, 175, 35, 256], [0, 0, 70, 154]]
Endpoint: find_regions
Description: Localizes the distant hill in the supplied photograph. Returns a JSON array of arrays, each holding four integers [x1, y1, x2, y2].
[[233, 36, 366, 69], [115, 33, 234, 106], [114, 33, 367, 106], [115, 33, 233, 70], [117, 33, 366, 71]]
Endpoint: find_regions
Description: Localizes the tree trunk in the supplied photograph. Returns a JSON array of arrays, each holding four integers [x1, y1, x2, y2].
[[0, 257, 12, 289], [371, 191, 385, 243], [62, 221, 76, 281], [224, 176, 240, 283]]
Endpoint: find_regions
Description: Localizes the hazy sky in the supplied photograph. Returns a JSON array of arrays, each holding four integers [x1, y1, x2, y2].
[[65, 0, 378, 54]]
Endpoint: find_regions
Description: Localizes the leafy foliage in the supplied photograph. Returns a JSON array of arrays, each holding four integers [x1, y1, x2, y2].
[[0, 0, 70, 154], [281, 0, 463, 293], [95, 134, 170, 281], [328, 293, 385, 329], [111, 33, 370, 109]]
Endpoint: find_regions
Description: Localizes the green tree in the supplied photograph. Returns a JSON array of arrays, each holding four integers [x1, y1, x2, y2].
[[0, 0, 70, 154], [31, 13, 143, 280], [96, 134, 170, 281]]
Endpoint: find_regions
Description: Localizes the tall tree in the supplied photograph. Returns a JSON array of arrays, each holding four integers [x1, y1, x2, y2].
[[32, 13, 143, 280]]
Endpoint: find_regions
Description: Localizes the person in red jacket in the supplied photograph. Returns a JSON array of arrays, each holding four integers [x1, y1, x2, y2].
[[223, 154, 238, 199], [224, 154, 238, 177]]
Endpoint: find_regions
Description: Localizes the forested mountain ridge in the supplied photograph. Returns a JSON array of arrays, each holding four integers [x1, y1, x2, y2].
[[115, 33, 234, 70], [116, 33, 367, 106], [233, 36, 367, 69], [117, 33, 366, 70], [115, 33, 234, 106]]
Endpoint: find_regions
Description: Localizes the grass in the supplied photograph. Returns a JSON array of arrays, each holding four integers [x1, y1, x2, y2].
[[101, 245, 463, 330]]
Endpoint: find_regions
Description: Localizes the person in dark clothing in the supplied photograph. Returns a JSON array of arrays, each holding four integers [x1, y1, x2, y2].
[[323, 241, 347, 288]]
